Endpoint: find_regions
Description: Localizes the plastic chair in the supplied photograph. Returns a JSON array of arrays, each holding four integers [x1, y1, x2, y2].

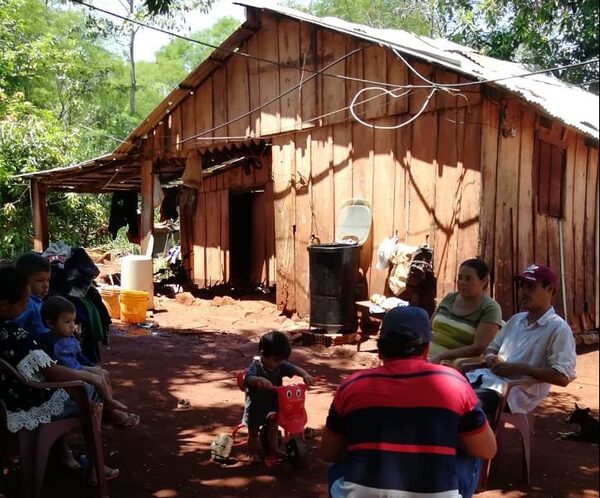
[[0, 359, 108, 498], [460, 361, 538, 490]]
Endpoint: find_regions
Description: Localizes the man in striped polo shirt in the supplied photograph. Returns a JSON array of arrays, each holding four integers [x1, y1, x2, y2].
[[322, 306, 496, 498]]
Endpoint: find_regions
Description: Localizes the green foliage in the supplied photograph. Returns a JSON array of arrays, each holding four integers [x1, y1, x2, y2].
[[135, 16, 239, 117], [439, 0, 599, 91], [287, 0, 441, 35]]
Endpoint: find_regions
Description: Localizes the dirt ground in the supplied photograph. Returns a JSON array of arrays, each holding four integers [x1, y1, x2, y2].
[[1, 293, 598, 498]]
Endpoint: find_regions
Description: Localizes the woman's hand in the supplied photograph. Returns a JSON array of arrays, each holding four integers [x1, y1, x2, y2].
[[429, 354, 444, 364], [302, 373, 316, 386]]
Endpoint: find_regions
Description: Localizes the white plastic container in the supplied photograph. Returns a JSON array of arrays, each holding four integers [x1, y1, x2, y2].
[[120, 255, 154, 309]]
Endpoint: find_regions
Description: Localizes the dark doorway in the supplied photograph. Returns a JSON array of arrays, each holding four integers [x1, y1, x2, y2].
[[229, 191, 253, 285]]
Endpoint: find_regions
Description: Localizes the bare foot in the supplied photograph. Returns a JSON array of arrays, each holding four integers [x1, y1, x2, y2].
[[105, 397, 128, 412]]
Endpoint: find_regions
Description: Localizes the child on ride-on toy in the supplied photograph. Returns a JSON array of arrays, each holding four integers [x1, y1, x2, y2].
[[242, 331, 314, 463]]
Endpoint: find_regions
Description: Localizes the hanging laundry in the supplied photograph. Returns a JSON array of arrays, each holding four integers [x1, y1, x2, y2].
[[108, 191, 139, 240], [160, 188, 179, 221], [375, 235, 399, 270]]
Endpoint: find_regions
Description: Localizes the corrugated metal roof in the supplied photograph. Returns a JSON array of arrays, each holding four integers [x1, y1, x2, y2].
[[237, 0, 599, 140]]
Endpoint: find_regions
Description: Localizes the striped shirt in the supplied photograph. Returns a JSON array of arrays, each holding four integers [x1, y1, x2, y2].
[[326, 358, 488, 497]]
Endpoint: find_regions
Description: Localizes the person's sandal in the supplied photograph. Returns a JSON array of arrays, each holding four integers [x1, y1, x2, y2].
[[112, 412, 140, 429]]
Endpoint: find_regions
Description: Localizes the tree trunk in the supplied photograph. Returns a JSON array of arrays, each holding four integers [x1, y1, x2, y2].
[[128, 0, 137, 116], [129, 29, 137, 116]]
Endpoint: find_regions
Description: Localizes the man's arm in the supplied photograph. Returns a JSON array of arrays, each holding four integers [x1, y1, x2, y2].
[[320, 427, 347, 463], [490, 363, 570, 387], [459, 424, 497, 460]]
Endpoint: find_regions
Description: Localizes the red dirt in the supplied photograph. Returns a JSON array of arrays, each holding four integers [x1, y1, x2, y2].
[[1, 294, 598, 498]]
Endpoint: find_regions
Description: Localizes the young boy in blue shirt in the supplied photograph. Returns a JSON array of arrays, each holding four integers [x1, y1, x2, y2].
[[41, 295, 131, 416], [14, 253, 50, 338], [242, 330, 314, 462]]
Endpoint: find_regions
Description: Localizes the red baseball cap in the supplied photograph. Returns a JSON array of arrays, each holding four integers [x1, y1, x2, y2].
[[516, 264, 557, 286]]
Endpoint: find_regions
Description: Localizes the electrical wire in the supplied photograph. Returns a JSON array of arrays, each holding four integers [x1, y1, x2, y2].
[[72, 0, 598, 91], [177, 45, 364, 144]]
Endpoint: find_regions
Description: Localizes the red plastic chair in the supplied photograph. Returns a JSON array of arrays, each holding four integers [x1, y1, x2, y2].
[[0, 359, 109, 498]]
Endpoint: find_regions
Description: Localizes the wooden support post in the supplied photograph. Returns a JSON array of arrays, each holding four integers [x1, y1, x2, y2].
[[30, 179, 48, 252], [140, 160, 154, 256]]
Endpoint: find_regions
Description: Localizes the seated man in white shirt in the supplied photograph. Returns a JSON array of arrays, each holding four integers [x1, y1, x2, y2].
[[466, 264, 576, 417]]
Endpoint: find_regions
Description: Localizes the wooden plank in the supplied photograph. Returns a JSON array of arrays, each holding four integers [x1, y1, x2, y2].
[[193, 192, 207, 287], [394, 120, 412, 241], [229, 165, 244, 189], [386, 50, 408, 116], [538, 140, 552, 214], [562, 133, 577, 329], [140, 160, 154, 256], [516, 109, 535, 274], [310, 126, 334, 243], [220, 189, 229, 284], [264, 179, 277, 287], [212, 67, 227, 139], [205, 191, 222, 286], [319, 30, 346, 126], [370, 117, 396, 295], [272, 136, 296, 311], [181, 94, 196, 151], [226, 46, 250, 138], [547, 216, 563, 316], [30, 180, 48, 252], [548, 144, 565, 216], [352, 121, 374, 287], [435, 69, 458, 109], [194, 80, 213, 145], [407, 111, 436, 247], [246, 37, 261, 136], [572, 135, 587, 318], [362, 45, 387, 120], [295, 131, 312, 317], [345, 37, 364, 122], [278, 19, 300, 132], [478, 99, 500, 286], [242, 161, 256, 187], [457, 76, 483, 107], [332, 123, 353, 230], [257, 14, 280, 135], [169, 107, 182, 152], [299, 22, 318, 127], [584, 145, 598, 326], [459, 105, 482, 263], [251, 191, 267, 285], [434, 108, 461, 298], [408, 59, 436, 115], [493, 99, 521, 316], [254, 154, 271, 186]]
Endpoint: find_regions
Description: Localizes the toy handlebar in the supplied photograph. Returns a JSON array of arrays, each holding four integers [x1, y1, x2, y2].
[[256, 375, 324, 391]]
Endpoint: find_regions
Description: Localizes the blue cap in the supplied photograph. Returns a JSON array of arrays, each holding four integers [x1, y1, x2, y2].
[[380, 306, 431, 347]]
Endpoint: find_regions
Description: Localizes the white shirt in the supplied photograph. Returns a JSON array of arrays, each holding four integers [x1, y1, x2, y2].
[[466, 306, 576, 414]]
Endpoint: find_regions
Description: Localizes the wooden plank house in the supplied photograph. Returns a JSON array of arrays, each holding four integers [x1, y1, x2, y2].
[[18, 1, 599, 339]]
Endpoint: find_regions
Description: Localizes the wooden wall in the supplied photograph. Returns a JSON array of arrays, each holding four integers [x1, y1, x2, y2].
[[272, 104, 484, 315], [479, 97, 599, 331], [190, 156, 276, 288]]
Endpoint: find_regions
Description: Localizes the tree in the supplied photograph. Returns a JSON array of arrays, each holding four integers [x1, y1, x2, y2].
[[439, 0, 599, 92], [0, 0, 131, 258], [83, 0, 214, 116], [287, 0, 444, 36], [134, 16, 239, 117]]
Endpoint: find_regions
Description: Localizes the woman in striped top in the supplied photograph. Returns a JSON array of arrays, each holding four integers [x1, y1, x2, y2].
[[429, 259, 503, 366]]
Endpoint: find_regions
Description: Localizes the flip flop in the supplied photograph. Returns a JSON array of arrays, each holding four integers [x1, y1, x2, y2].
[[177, 399, 191, 410], [112, 412, 140, 429]]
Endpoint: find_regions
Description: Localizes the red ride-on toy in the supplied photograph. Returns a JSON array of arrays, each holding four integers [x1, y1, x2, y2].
[[233, 370, 319, 467]]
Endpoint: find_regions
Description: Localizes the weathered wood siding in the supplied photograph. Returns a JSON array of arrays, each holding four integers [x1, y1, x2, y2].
[[479, 97, 598, 331], [191, 156, 275, 288], [156, 11, 596, 331]]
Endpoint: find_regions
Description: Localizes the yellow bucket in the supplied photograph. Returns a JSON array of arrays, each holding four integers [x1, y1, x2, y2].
[[100, 287, 121, 320], [119, 289, 149, 324]]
